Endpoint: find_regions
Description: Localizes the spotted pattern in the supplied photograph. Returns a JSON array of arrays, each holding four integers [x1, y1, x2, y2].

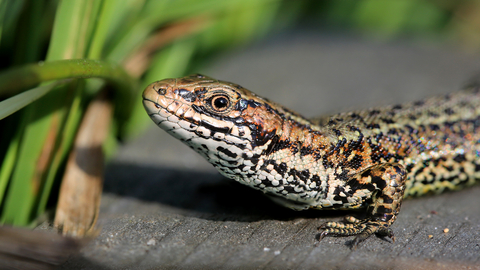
[[142, 74, 480, 245]]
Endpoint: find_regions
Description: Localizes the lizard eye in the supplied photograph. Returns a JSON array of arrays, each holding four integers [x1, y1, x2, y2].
[[204, 89, 237, 114], [210, 95, 230, 112]]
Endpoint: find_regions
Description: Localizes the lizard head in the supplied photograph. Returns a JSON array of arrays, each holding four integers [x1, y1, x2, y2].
[[142, 74, 285, 168]]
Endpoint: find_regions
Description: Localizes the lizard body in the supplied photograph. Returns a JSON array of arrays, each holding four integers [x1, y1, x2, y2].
[[142, 74, 480, 245]]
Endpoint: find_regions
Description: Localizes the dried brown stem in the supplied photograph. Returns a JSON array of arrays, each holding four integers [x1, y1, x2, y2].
[[54, 91, 113, 237]]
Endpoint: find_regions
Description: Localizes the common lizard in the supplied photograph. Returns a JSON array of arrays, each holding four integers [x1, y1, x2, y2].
[[142, 74, 480, 246]]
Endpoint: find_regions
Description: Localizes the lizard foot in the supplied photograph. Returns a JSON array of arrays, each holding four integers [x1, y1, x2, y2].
[[317, 163, 406, 247], [318, 218, 394, 247]]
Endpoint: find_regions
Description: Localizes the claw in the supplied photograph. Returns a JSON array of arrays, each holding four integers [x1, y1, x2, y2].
[[377, 227, 395, 242], [387, 230, 395, 243], [350, 232, 371, 248], [318, 230, 329, 241], [315, 230, 328, 246], [318, 218, 397, 247]]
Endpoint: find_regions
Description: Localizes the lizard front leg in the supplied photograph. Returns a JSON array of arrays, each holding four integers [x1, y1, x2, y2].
[[319, 163, 407, 246]]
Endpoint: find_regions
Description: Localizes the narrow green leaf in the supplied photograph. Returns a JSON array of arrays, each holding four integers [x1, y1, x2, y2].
[[1, 89, 64, 225], [35, 82, 84, 217], [0, 121, 22, 205], [0, 80, 69, 120], [46, 0, 101, 60], [1, 0, 130, 226], [0, 0, 26, 46], [88, 0, 116, 59], [107, 0, 276, 63], [102, 0, 146, 57], [13, 0, 49, 64], [0, 59, 134, 100]]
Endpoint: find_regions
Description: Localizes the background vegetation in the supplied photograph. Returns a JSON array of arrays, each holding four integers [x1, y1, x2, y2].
[[0, 0, 478, 229]]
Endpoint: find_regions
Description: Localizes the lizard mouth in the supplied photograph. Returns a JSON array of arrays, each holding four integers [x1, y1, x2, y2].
[[142, 83, 202, 142]]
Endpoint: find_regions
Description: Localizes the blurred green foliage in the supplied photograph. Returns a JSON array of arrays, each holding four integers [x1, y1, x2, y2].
[[0, 0, 478, 227], [308, 0, 480, 48]]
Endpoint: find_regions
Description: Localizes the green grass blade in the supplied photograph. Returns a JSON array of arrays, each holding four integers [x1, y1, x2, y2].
[[101, 0, 146, 57], [0, 80, 68, 218], [88, 0, 115, 59], [0, 121, 22, 206], [0, 80, 69, 120], [46, 0, 101, 60], [13, 0, 49, 64], [107, 0, 276, 63], [0, 0, 26, 46], [0, 59, 134, 99], [1, 89, 64, 225], [1, 0, 131, 226], [35, 82, 84, 217]]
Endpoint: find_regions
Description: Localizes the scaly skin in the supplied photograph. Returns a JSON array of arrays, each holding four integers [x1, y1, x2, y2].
[[142, 74, 480, 246]]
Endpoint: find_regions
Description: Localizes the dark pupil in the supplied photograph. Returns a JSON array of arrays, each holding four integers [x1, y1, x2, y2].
[[214, 97, 228, 109]]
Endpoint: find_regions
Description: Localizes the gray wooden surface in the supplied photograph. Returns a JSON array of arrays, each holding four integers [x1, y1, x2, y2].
[[61, 31, 480, 269]]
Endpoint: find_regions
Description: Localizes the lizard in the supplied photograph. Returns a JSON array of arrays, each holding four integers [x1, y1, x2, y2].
[[142, 74, 480, 246]]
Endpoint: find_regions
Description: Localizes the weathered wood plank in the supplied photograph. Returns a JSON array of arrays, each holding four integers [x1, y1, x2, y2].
[[61, 31, 480, 269]]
